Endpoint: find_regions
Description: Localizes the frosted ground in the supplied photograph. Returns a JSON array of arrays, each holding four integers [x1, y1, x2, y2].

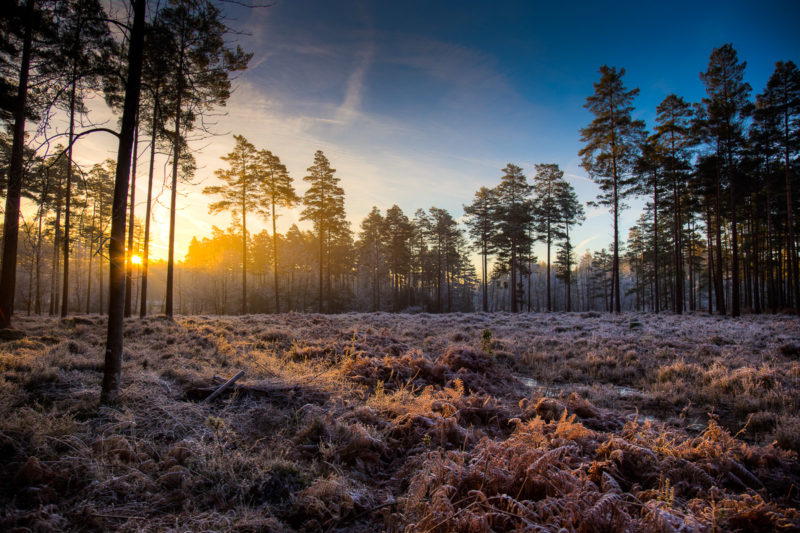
[[0, 312, 798, 531]]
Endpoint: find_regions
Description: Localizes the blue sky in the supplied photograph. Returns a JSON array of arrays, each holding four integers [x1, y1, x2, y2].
[[76, 0, 800, 261]]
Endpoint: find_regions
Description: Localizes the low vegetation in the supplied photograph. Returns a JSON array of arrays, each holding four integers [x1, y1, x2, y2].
[[1, 312, 798, 531]]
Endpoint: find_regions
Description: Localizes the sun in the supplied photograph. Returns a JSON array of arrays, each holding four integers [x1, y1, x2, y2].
[[130, 254, 143, 265]]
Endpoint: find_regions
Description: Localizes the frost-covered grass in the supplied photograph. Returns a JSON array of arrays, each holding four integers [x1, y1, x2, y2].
[[0, 312, 798, 531]]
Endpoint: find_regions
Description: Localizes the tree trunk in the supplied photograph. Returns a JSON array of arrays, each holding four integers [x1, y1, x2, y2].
[[0, 0, 34, 328], [672, 169, 683, 314], [729, 153, 740, 317], [714, 163, 725, 314], [785, 97, 800, 311], [49, 168, 63, 315], [241, 190, 247, 315], [653, 177, 660, 313], [86, 207, 95, 313], [546, 220, 551, 312], [35, 205, 43, 314], [510, 243, 517, 313], [101, 0, 145, 403], [566, 224, 572, 312], [481, 242, 487, 312], [165, 34, 186, 318], [318, 228, 324, 313], [272, 199, 280, 313], [125, 118, 139, 316], [766, 170, 775, 312], [139, 89, 159, 318]]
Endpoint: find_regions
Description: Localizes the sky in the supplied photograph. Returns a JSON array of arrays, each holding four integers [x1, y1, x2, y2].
[[69, 0, 800, 263]]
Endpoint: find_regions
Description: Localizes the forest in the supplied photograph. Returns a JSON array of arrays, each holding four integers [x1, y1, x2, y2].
[[1, 0, 799, 531], [2, 18, 800, 321]]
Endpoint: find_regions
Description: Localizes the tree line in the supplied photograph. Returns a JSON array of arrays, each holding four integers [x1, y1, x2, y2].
[[579, 46, 799, 317]]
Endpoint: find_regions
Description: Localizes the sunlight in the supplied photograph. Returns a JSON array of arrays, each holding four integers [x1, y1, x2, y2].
[[130, 254, 142, 265]]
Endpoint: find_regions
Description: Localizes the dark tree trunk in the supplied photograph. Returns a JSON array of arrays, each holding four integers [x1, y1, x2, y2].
[[481, 242, 488, 312], [672, 169, 683, 314], [165, 36, 186, 318], [272, 200, 280, 313], [546, 219, 551, 312], [139, 92, 158, 318], [653, 177, 660, 313], [35, 203, 43, 314], [318, 228, 324, 313], [729, 153, 740, 317], [0, 0, 34, 328], [125, 119, 139, 316], [763, 162, 775, 312], [785, 101, 800, 312], [49, 168, 63, 315], [241, 192, 247, 315], [510, 242, 517, 313], [714, 163, 726, 314], [101, 0, 145, 403]]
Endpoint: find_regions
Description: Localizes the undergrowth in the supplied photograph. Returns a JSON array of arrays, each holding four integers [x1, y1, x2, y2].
[[0, 312, 797, 531]]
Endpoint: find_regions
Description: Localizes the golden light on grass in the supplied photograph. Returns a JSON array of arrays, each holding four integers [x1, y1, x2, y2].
[[131, 254, 143, 265]]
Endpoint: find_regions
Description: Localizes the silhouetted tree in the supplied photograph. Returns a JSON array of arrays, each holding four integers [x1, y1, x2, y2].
[[491, 164, 533, 313], [256, 148, 298, 313], [761, 61, 800, 311], [579, 65, 644, 313], [463, 186, 496, 312], [699, 44, 751, 316], [101, 0, 146, 403], [204, 134, 260, 314], [655, 94, 694, 314], [358, 207, 384, 311], [160, 0, 251, 317], [555, 179, 585, 311], [301, 150, 345, 313], [532, 163, 568, 311]]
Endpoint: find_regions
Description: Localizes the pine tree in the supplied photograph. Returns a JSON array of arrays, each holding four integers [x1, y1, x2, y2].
[[139, 11, 176, 318], [358, 207, 384, 311], [101, 0, 146, 403], [256, 148, 298, 313], [555, 179, 585, 312], [463, 186, 496, 312], [532, 163, 569, 311], [204, 135, 260, 315], [655, 94, 695, 314], [301, 150, 345, 313], [424, 207, 462, 312], [491, 164, 533, 313], [579, 65, 644, 313], [383, 205, 413, 311], [752, 73, 787, 312], [48, 0, 113, 319], [762, 61, 800, 311], [84, 160, 115, 313], [0, 0, 42, 328], [160, 0, 251, 317], [699, 44, 751, 317]]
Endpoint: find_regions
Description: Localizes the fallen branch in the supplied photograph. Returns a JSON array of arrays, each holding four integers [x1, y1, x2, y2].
[[202, 370, 245, 404]]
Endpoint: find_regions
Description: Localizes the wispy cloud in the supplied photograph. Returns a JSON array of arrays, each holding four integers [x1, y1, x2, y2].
[[336, 42, 375, 123], [565, 172, 593, 183], [575, 234, 601, 252]]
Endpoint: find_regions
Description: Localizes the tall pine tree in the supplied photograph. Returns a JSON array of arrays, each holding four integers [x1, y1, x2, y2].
[[491, 164, 533, 313], [301, 150, 345, 313], [204, 135, 260, 315], [579, 65, 644, 313], [463, 186, 496, 312], [699, 44, 751, 317], [256, 148, 298, 313]]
